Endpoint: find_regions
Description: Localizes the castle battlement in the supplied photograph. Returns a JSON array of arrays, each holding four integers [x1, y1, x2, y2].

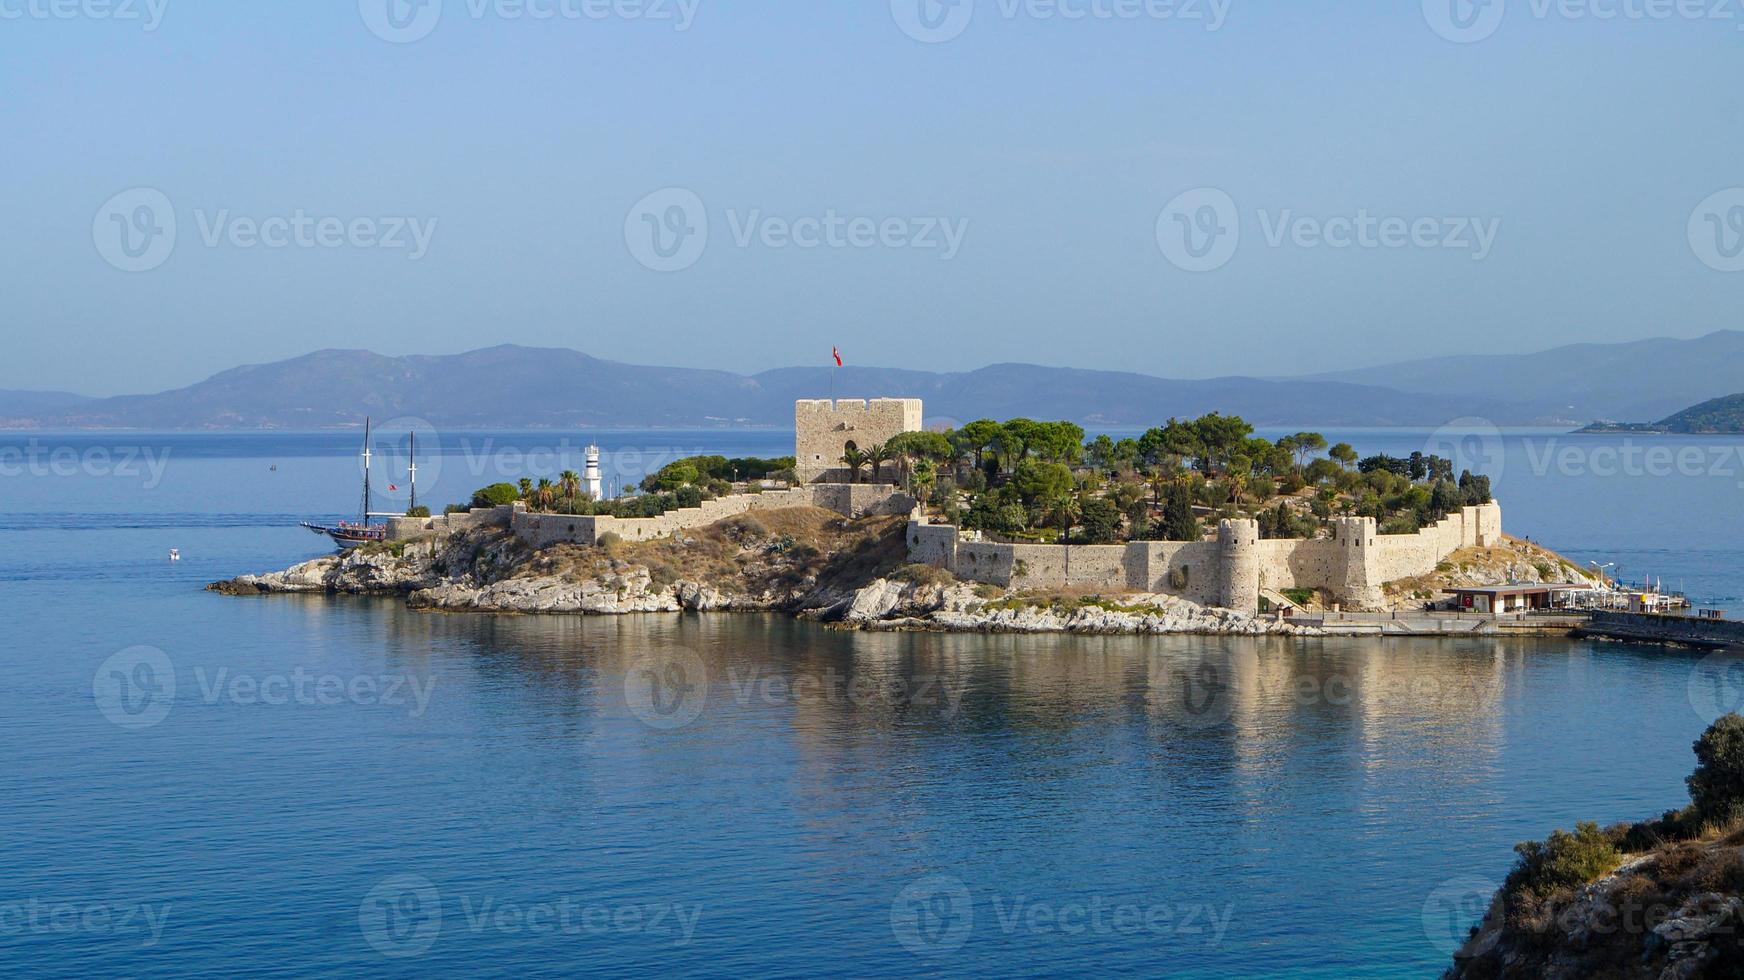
[[795, 397, 924, 484]]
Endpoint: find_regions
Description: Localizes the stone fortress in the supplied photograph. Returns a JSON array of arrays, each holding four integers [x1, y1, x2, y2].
[[392, 396, 1501, 612], [795, 398, 925, 483]]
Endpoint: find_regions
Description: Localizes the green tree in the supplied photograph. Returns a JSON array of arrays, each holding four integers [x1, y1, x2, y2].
[[1010, 459, 1073, 508], [1162, 481, 1200, 541], [558, 469, 581, 509], [1689, 713, 1744, 822], [472, 483, 521, 509], [1289, 432, 1328, 471], [1079, 496, 1122, 544], [866, 443, 893, 484], [839, 447, 868, 484], [1329, 443, 1358, 468], [954, 420, 1001, 472]]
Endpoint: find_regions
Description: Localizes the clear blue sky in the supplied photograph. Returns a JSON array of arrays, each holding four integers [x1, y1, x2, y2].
[[3, 1, 1740, 395]]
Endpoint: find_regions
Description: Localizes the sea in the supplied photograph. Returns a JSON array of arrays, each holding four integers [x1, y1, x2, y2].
[[3, 425, 1743, 977]]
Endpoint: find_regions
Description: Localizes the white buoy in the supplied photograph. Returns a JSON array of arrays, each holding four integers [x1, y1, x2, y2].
[[169, 549, 180, 562]]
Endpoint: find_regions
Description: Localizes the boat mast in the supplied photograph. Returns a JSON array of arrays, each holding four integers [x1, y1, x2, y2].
[[361, 418, 372, 525]]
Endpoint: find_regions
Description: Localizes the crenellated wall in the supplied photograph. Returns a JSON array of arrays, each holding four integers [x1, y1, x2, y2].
[[795, 398, 924, 484], [906, 501, 1503, 611]]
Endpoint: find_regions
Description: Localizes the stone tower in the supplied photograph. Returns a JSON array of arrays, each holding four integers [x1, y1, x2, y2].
[[1218, 518, 1260, 611], [795, 398, 924, 484], [1333, 516, 1385, 610]]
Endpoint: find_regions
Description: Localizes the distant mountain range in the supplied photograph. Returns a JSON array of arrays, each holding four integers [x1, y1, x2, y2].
[[3, 331, 1740, 430], [1298, 329, 1744, 424]]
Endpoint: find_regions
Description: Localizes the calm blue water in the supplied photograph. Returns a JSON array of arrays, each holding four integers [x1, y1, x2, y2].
[[2, 427, 1740, 977]]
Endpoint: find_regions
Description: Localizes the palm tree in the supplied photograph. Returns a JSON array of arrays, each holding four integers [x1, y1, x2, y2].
[[840, 447, 868, 484], [535, 478, 555, 511], [558, 470, 581, 511], [518, 478, 534, 502], [911, 459, 937, 508], [867, 443, 893, 485]]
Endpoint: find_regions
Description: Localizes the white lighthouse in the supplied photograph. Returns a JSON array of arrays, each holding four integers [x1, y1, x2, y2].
[[584, 444, 603, 500]]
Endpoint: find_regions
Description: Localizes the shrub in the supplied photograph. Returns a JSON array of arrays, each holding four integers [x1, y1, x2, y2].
[[1504, 821, 1620, 904], [597, 532, 622, 549], [1689, 714, 1744, 823], [405, 506, 431, 518]]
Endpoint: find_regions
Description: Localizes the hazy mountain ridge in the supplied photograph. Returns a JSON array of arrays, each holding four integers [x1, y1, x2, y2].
[[3, 333, 1733, 430], [1300, 329, 1744, 423]]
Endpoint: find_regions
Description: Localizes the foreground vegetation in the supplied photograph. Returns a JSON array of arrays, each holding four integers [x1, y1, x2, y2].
[[1447, 714, 1744, 977]]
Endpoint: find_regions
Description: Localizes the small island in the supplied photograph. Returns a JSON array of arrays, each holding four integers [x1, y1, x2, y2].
[[214, 397, 1621, 636], [1580, 393, 1744, 435]]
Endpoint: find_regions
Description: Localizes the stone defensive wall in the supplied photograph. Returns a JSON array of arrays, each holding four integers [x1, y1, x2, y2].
[[510, 483, 915, 549], [384, 504, 516, 541], [908, 501, 1503, 611]]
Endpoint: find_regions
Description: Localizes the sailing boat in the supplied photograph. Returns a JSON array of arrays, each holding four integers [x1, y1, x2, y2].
[[301, 419, 409, 549]]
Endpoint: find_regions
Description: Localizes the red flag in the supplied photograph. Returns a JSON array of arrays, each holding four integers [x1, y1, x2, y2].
[[832, 346, 843, 367], [388, 484, 399, 491]]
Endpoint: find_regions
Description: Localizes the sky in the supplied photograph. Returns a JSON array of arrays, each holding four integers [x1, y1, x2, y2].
[[2, 0, 1741, 396]]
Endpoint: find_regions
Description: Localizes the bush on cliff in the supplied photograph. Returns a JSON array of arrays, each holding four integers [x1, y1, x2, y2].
[[1690, 713, 1744, 824], [1503, 821, 1621, 915]]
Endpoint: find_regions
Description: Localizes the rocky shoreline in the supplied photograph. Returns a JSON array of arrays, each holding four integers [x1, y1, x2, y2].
[[209, 521, 1314, 637]]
